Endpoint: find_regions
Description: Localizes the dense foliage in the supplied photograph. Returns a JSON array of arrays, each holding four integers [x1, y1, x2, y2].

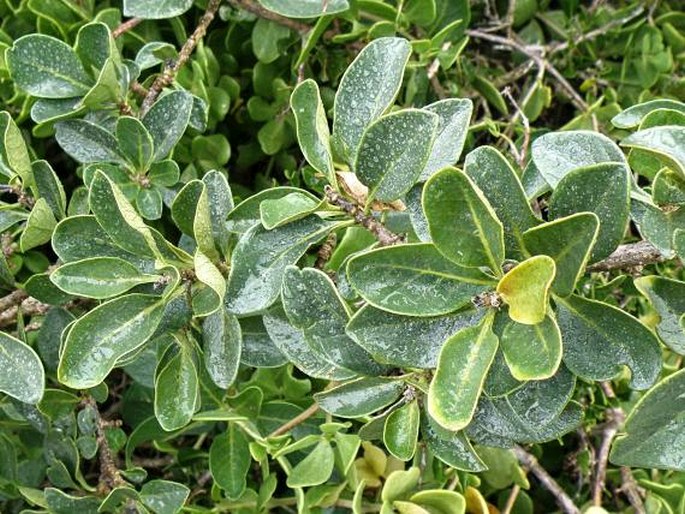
[[1, 0, 685, 513]]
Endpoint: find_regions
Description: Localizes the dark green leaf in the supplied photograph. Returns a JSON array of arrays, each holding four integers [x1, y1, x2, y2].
[[384, 400, 420, 461], [314, 377, 405, 418], [500, 315, 562, 380], [117, 116, 154, 171], [258, 0, 349, 17], [155, 342, 199, 431], [0, 332, 45, 404], [202, 308, 242, 389], [634, 275, 685, 354], [142, 91, 193, 161], [55, 120, 125, 164], [209, 424, 251, 499]]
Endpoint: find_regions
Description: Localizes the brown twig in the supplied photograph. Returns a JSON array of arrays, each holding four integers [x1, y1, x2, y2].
[[112, 17, 142, 38], [0, 295, 50, 328], [619, 467, 646, 514], [587, 241, 666, 272], [227, 0, 310, 33], [591, 408, 625, 506], [513, 446, 581, 514], [315, 232, 337, 270], [501, 86, 531, 168], [268, 403, 320, 437], [324, 186, 405, 246], [139, 0, 222, 115], [0, 289, 28, 313]]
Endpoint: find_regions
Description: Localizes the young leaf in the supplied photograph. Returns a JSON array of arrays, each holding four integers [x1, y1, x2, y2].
[[423, 167, 504, 272], [50, 257, 159, 299], [0, 332, 45, 404], [74, 22, 116, 73], [7, 34, 93, 98], [499, 315, 562, 380], [225, 215, 335, 315], [522, 213, 599, 297], [192, 251, 226, 317], [314, 377, 405, 418], [227, 187, 318, 234], [0, 111, 32, 182], [620, 125, 685, 178], [556, 294, 661, 390], [428, 316, 499, 431], [421, 413, 486, 472], [116, 116, 155, 171], [32, 160, 67, 219], [155, 343, 199, 431], [634, 275, 685, 355], [531, 130, 626, 187], [419, 98, 473, 181], [464, 146, 539, 258], [139, 480, 190, 514], [137, 188, 163, 221], [612, 99, 685, 128], [209, 424, 251, 499], [496, 255, 555, 325], [291, 79, 335, 183], [282, 266, 382, 375], [410, 490, 466, 514], [286, 440, 335, 488], [260, 191, 320, 230], [142, 90, 193, 161], [124, 0, 193, 19], [610, 369, 685, 470], [58, 294, 166, 389], [549, 162, 630, 262], [202, 307, 242, 389], [258, 0, 349, 17], [19, 198, 57, 252], [332, 37, 411, 163], [55, 120, 125, 164], [356, 109, 439, 204], [384, 400, 420, 461]]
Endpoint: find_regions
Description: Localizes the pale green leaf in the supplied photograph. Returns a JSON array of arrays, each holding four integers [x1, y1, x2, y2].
[[140, 480, 190, 514], [496, 255, 555, 325], [33, 160, 67, 219], [287, 439, 335, 488], [258, 0, 349, 17], [621, 125, 685, 178], [202, 308, 242, 389], [634, 275, 685, 355], [0, 111, 32, 182], [0, 331, 45, 404], [124, 0, 193, 19], [260, 191, 320, 230], [384, 400, 420, 461], [55, 119, 125, 164], [612, 99, 685, 128], [19, 198, 57, 252]]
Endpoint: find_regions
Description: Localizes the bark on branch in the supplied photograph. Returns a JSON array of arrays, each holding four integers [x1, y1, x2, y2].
[[587, 241, 666, 272]]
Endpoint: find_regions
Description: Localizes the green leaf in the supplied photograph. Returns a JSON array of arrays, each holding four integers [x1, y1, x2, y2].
[[50, 257, 159, 299], [209, 424, 251, 499], [0, 331, 44, 404], [333, 37, 411, 163], [225, 215, 335, 315], [287, 439, 335, 488], [258, 0, 349, 17], [19, 198, 57, 252], [33, 160, 66, 219], [410, 490, 465, 514], [117, 116, 155, 172], [314, 377, 405, 418], [252, 18, 291, 64], [499, 315, 562, 380], [384, 400, 420, 461], [142, 90, 193, 161], [89, 171, 160, 259], [0, 111, 32, 182], [7, 34, 93, 98], [202, 307, 242, 389], [347, 243, 494, 316], [58, 294, 165, 389], [192, 250, 225, 317], [260, 191, 321, 230], [140, 480, 190, 514], [420, 99, 473, 181], [522, 213, 599, 297], [496, 255, 555, 325], [556, 294, 661, 390], [634, 275, 685, 355], [55, 120, 125, 164], [356, 109, 438, 204], [612, 99, 685, 128], [610, 368, 685, 470], [171, 180, 203, 237], [652, 168, 685, 205], [155, 342, 199, 431], [423, 167, 504, 271], [621, 125, 685, 178], [428, 316, 499, 431], [549, 162, 630, 262], [382, 467, 420, 503], [282, 266, 382, 375], [531, 130, 626, 187], [464, 146, 539, 258], [291, 79, 334, 183], [421, 413, 486, 472], [74, 22, 115, 73], [192, 182, 221, 261], [123, 0, 193, 19], [137, 187, 163, 221], [227, 187, 317, 234]]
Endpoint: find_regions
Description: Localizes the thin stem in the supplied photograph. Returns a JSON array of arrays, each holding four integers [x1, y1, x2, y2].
[[501, 484, 521, 514], [227, 0, 310, 32], [587, 240, 665, 272], [619, 466, 646, 514], [592, 408, 624, 506], [112, 17, 142, 38], [268, 403, 320, 437]]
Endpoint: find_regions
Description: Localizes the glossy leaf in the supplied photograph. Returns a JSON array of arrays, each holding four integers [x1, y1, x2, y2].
[[428, 316, 499, 431], [531, 130, 626, 187], [124, 0, 193, 19], [117, 116, 154, 171], [282, 266, 382, 375], [50, 257, 159, 299], [33, 160, 67, 219], [522, 213, 599, 297], [499, 315, 562, 380], [333, 37, 411, 163], [0, 332, 45, 404], [291, 79, 334, 183], [420, 98, 473, 181], [347, 243, 494, 316], [155, 343, 199, 431], [142, 91, 193, 161], [287, 440, 335, 488], [19, 198, 57, 252], [314, 377, 405, 418], [421, 413, 486, 472], [209, 424, 251, 499], [621, 125, 685, 178], [356, 109, 438, 204], [55, 120, 125, 164], [610, 369, 685, 470], [424, 167, 504, 271], [496, 255, 555, 325], [464, 146, 539, 258], [260, 191, 320, 230], [347, 305, 483, 368], [202, 308, 242, 389], [192, 251, 225, 317], [549, 162, 630, 262], [58, 294, 166, 389], [556, 294, 661, 390], [612, 99, 685, 128], [384, 400, 420, 461], [258, 0, 349, 17], [634, 275, 685, 355]]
